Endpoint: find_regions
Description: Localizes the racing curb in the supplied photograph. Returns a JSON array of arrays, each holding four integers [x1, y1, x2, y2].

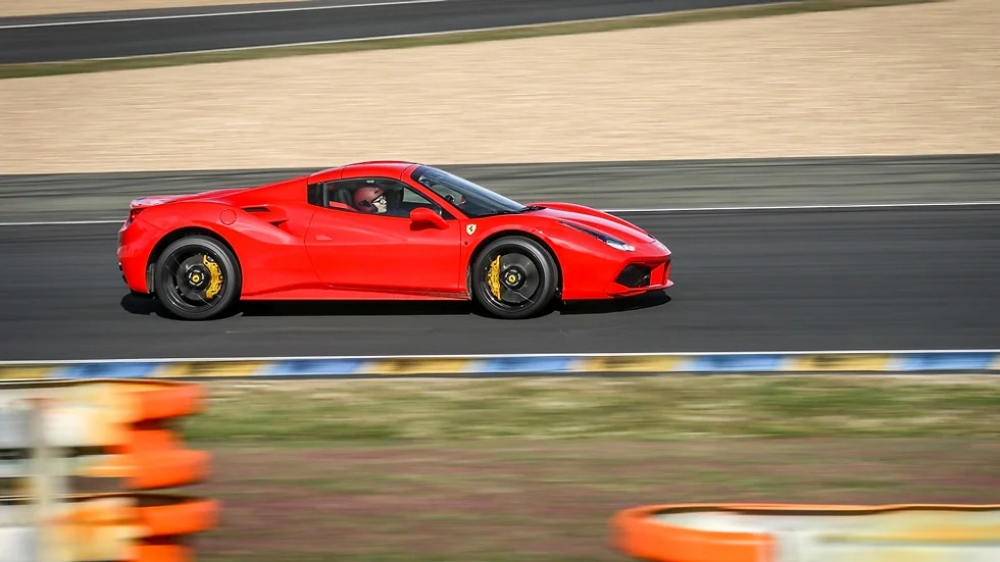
[[1, 351, 998, 380]]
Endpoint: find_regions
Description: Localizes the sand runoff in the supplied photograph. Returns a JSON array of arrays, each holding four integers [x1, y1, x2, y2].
[[1, 0, 301, 18], [1, 0, 997, 174]]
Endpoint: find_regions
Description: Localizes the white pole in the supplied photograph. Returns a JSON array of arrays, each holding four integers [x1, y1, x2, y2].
[[28, 398, 57, 562]]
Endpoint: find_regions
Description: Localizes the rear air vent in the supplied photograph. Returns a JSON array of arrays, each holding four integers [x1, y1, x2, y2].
[[243, 206, 270, 213]]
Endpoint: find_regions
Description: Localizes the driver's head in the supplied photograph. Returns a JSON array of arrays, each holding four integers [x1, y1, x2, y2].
[[353, 186, 387, 214]]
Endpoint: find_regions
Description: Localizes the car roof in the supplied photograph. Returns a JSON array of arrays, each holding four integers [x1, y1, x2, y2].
[[306, 160, 420, 184]]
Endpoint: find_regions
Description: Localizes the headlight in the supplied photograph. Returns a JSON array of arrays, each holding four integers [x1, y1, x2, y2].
[[561, 221, 635, 252], [605, 239, 635, 252]]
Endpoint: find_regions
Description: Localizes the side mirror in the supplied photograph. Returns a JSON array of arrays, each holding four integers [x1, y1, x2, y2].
[[409, 207, 448, 230]]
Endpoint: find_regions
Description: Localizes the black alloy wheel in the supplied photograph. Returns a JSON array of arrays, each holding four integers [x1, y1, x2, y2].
[[471, 235, 558, 319], [154, 235, 241, 320]]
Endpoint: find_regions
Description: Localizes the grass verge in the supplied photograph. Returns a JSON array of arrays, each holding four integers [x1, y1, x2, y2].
[[182, 374, 1000, 562], [183, 374, 1000, 444], [0, 0, 942, 80]]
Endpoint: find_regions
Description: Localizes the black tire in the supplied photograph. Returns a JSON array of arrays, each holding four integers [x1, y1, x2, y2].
[[470, 235, 559, 319], [153, 235, 242, 320]]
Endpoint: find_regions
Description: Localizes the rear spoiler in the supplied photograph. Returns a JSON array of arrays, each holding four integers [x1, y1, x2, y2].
[[126, 194, 187, 224], [130, 194, 187, 210]]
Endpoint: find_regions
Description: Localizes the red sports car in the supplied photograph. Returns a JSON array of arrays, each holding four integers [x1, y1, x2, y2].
[[117, 161, 672, 320]]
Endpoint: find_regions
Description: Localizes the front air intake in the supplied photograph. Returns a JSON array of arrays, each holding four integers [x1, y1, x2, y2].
[[615, 264, 652, 288]]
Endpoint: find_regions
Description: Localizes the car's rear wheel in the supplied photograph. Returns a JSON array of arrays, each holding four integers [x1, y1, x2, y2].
[[471, 235, 559, 319], [154, 235, 241, 320]]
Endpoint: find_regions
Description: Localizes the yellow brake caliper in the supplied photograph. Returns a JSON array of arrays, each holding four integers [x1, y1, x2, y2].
[[487, 255, 502, 300], [203, 255, 224, 300]]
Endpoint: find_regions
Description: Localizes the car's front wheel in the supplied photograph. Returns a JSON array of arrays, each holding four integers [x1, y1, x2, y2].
[[471, 235, 559, 319], [154, 234, 241, 320]]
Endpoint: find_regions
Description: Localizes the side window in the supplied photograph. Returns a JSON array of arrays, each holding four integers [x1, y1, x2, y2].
[[307, 182, 325, 207], [402, 188, 431, 205], [323, 178, 449, 218], [323, 180, 357, 211]]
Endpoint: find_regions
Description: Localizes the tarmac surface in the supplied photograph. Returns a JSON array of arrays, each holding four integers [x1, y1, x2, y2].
[[0, 0, 788, 64], [0, 206, 997, 361], [1, 155, 996, 362]]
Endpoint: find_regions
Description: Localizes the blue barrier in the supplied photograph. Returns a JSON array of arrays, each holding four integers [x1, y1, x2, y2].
[[1, 351, 998, 380]]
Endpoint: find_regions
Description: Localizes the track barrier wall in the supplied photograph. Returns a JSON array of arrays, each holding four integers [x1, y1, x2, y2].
[[0, 351, 998, 380], [612, 503, 1000, 562], [0, 379, 217, 562]]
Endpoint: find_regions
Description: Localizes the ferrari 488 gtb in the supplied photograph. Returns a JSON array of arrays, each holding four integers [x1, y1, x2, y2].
[[117, 161, 672, 320]]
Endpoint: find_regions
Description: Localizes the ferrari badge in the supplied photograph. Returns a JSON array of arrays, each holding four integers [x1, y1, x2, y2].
[[466, 224, 477, 235]]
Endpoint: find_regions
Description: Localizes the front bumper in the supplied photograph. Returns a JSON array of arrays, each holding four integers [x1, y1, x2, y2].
[[559, 237, 673, 300], [606, 257, 673, 297]]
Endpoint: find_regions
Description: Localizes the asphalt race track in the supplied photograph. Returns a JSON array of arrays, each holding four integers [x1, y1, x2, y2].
[[2, 155, 998, 224], [0, 203, 997, 361], [0, 0, 790, 64]]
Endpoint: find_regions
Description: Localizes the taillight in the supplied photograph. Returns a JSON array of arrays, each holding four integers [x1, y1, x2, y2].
[[127, 207, 144, 225]]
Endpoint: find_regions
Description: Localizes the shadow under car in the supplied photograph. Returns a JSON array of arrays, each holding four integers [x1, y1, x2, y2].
[[120, 290, 670, 319]]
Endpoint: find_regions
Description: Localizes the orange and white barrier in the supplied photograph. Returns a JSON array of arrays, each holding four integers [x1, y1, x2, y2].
[[0, 379, 218, 562], [612, 503, 1000, 562]]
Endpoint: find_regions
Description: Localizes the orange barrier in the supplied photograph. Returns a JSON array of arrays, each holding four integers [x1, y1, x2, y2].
[[0, 379, 218, 562], [612, 503, 1000, 562]]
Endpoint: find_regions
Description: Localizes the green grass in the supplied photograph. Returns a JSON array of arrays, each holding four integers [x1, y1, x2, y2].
[[181, 374, 1000, 444], [0, 0, 942, 80], [175, 374, 1000, 562]]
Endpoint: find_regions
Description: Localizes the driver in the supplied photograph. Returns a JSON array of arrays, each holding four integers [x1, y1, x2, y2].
[[353, 186, 388, 214]]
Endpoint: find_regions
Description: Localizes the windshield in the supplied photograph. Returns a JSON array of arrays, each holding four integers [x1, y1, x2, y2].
[[410, 166, 527, 218]]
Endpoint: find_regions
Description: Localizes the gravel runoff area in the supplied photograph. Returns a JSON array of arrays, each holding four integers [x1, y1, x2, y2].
[[198, 439, 1000, 562], [1, 0, 997, 175], [0, 0, 300, 18]]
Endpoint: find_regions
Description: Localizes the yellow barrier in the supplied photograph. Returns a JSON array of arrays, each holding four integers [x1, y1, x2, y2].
[[0, 379, 218, 562]]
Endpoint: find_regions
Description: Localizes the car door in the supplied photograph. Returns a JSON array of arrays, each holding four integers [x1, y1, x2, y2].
[[304, 176, 463, 298]]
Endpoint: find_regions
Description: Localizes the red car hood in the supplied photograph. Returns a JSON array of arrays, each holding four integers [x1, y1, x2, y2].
[[529, 202, 658, 246]]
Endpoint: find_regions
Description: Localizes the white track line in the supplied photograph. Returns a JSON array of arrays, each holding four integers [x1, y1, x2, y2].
[[0, 219, 124, 226], [0, 0, 446, 30], [2, 349, 998, 366], [2, 200, 998, 227], [606, 201, 1000, 213]]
